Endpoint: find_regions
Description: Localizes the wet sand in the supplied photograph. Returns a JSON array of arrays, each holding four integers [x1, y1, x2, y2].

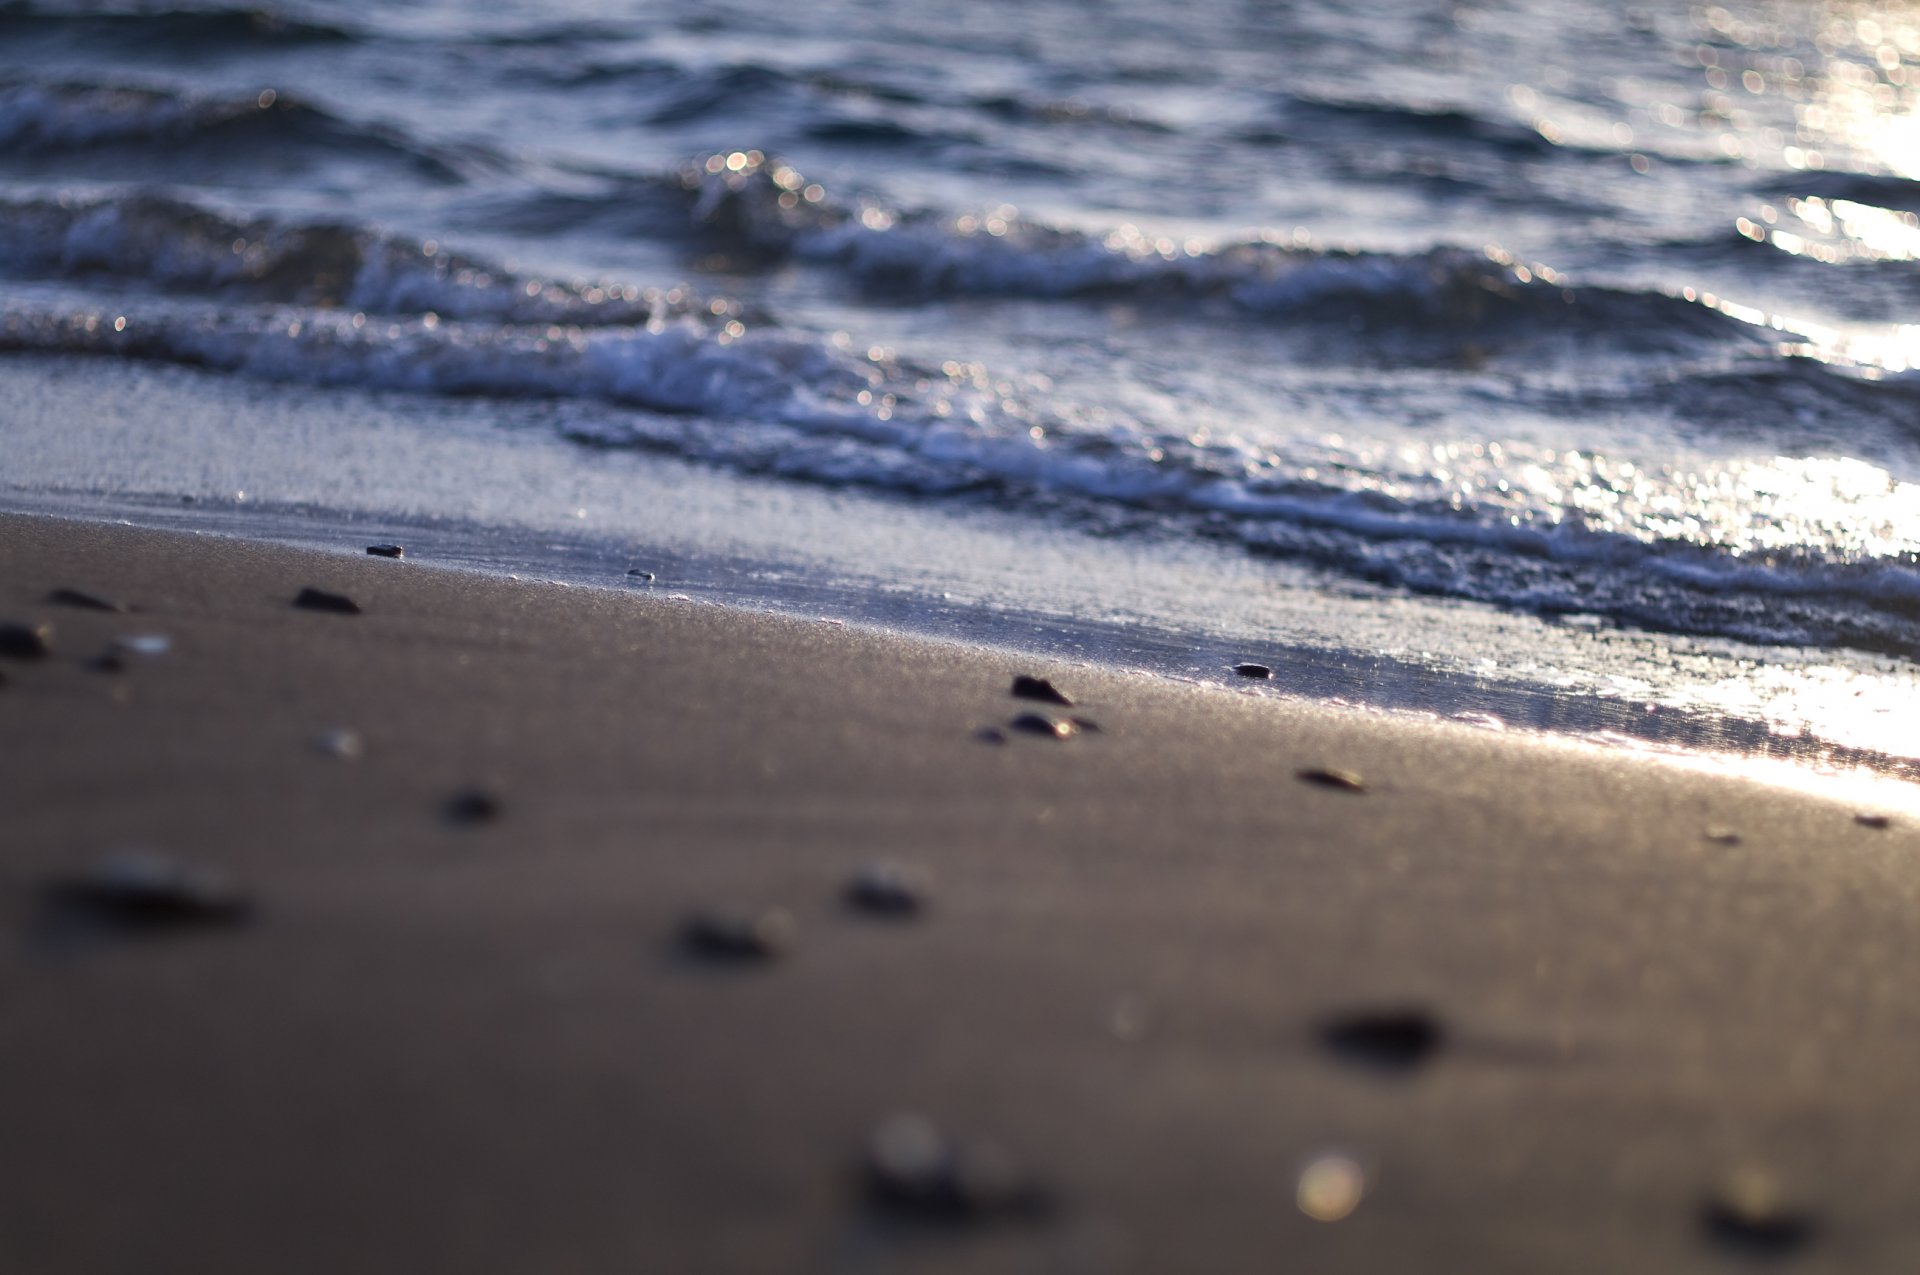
[[3, 511, 1919, 1273]]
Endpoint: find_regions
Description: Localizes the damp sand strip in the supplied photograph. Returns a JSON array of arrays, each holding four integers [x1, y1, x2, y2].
[[0, 510, 1915, 1273]]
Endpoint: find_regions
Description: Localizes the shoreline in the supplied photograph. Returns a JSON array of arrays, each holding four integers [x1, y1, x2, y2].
[[4, 510, 1920, 1272]]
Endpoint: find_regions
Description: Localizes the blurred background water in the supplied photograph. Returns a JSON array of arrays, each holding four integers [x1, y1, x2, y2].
[[5, 0, 1920, 775]]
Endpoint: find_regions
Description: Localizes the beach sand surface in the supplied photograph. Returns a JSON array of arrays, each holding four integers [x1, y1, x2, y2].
[[2, 512, 1917, 1273]]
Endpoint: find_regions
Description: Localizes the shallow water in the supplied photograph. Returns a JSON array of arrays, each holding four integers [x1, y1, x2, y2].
[[5, 0, 1920, 775]]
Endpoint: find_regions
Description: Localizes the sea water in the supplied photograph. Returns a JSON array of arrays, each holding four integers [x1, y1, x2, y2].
[[4, 0, 1920, 775]]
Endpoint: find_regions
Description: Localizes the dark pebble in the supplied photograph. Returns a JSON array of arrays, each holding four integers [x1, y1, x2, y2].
[[46, 853, 251, 931], [47, 588, 126, 613], [865, 1114, 1049, 1223], [1855, 813, 1892, 830], [443, 789, 503, 824], [0, 621, 53, 660], [681, 906, 794, 961], [627, 569, 656, 582], [846, 862, 929, 917], [1297, 766, 1366, 793], [293, 586, 361, 615], [1010, 712, 1077, 740], [365, 544, 405, 559], [1011, 675, 1073, 706], [1233, 662, 1273, 679], [86, 650, 126, 674], [1320, 1008, 1444, 1072], [1702, 1173, 1816, 1256]]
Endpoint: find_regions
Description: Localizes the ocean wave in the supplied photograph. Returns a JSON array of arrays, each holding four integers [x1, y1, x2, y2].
[[0, 80, 473, 182], [0, 194, 744, 325], [676, 152, 1775, 344], [0, 0, 357, 49], [5, 288, 1917, 654]]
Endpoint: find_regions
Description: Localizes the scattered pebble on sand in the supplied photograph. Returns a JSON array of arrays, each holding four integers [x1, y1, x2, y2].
[[442, 789, 503, 824], [46, 587, 127, 613], [1296, 1155, 1366, 1222], [1011, 674, 1073, 706], [114, 634, 171, 658], [293, 586, 362, 615], [626, 569, 656, 582], [681, 905, 795, 961], [1233, 662, 1273, 679], [1297, 767, 1366, 793], [865, 1113, 1049, 1223], [1855, 813, 1892, 830], [1701, 1169, 1815, 1256], [1010, 712, 1078, 740], [314, 728, 364, 760], [846, 862, 929, 917], [365, 544, 405, 559], [1704, 828, 1743, 846], [0, 621, 53, 659], [46, 852, 251, 931], [1319, 1008, 1444, 1072]]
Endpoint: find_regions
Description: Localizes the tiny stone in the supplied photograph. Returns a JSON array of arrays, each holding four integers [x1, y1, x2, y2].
[[86, 650, 126, 674], [1233, 662, 1273, 679], [47, 588, 126, 613], [626, 569, 656, 582], [865, 1114, 1048, 1223], [1855, 813, 1892, 830], [1011, 674, 1073, 706], [443, 788, 502, 824], [1320, 1008, 1444, 1072], [0, 621, 53, 660], [1009, 712, 1077, 740], [846, 862, 929, 917], [1704, 828, 1742, 846], [47, 852, 250, 930], [366, 544, 405, 559], [682, 906, 794, 961], [294, 587, 361, 615], [1297, 767, 1366, 792], [114, 634, 171, 657], [314, 728, 364, 760], [1702, 1170, 1816, 1256]]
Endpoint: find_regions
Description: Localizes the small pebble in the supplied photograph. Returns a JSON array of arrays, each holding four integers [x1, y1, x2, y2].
[[1320, 1008, 1444, 1072], [47, 587, 126, 613], [86, 650, 126, 674], [0, 621, 53, 660], [1855, 813, 1892, 830], [1297, 767, 1366, 793], [1233, 662, 1273, 679], [115, 634, 171, 657], [626, 569, 656, 582], [443, 789, 502, 824], [365, 544, 405, 559], [1010, 712, 1077, 740], [314, 728, 364, 760], [865, 1114, 1048, 1223], [1011, 675, 1073, 706], [293, 586, 361, 615], [681, 906, 794, 961], [1704, 828, 1743, 846], [46, 852, 250, 931], [846, 862, 929, 917], [1701, 1170, 1816, 1256]]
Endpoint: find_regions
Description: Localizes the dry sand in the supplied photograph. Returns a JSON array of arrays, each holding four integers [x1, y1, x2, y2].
[[3, 511, 1918, 1273]]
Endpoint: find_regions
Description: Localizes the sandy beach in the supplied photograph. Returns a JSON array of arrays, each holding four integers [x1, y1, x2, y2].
[[3, 511, 1919, 1273]]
